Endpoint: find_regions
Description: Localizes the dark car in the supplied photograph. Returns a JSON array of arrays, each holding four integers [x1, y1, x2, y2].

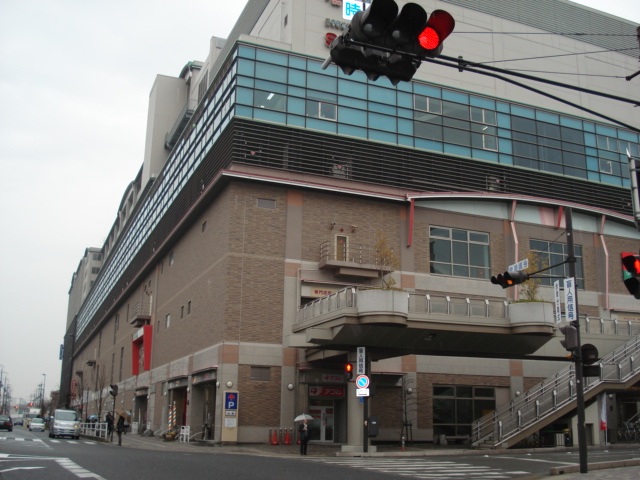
[[0, 415, 13, 432]]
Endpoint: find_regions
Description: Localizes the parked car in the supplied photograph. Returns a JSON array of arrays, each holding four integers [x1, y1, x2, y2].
[[49, 409, 80, 439], [0, 415, 13, 432], [28, 418, 45, 432], [12, 417, 23, 426]]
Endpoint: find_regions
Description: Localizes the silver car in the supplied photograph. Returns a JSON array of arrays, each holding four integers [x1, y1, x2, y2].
[[28, 418, 45, 432]]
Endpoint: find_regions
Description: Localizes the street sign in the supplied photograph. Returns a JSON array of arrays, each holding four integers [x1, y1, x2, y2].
[[225, 392, 238, 410], [554, 280, 561, 324], [356, 388, 370, 397], [564, 277, 577, 322], [508, 258, 529, 273], [357, 347, 366, 375], [356, 374, 370, 389]]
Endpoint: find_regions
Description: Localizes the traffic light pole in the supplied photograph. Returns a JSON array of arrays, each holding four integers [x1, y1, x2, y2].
[[566, 208, 588, 474]]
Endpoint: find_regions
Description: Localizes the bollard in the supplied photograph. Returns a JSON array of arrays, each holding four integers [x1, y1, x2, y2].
[[284, 427, 292, 445], [401, 435, 405, 451]]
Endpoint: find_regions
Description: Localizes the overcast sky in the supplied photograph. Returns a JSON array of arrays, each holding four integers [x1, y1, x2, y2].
[[0, 1, 638, 403]]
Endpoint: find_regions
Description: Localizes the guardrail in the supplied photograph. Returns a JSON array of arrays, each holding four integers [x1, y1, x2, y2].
[[80, 422, 109, 440]]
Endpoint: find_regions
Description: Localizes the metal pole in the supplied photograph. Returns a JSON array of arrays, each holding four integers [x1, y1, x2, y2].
[[363, 353, 369, 453], [566, 208, 588, 473]]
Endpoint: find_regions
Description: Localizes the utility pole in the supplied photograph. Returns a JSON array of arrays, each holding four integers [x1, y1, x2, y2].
[[566, 208, 588, 473]]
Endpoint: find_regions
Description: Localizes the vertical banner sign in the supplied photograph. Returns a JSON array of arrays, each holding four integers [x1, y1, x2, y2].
[[554, 280, 562, 324], [357, 347, 366, 375], [564, 277, 577, 322]]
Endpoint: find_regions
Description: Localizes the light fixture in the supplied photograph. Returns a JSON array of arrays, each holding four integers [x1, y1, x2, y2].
[[287, 384, 294, 391], [226, 381, 233, 388], [267, 92, 275, 100], [216, 381, 220, 388], [406, 387, 413, 394]]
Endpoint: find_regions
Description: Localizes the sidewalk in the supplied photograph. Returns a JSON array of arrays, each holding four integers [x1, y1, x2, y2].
[[100, 433, 640, 478]]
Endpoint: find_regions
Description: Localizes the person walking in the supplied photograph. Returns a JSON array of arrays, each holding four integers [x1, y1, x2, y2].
[[298, 418, 309, 455], [106, 413, 114, 441], [116, 414, 125, 446]]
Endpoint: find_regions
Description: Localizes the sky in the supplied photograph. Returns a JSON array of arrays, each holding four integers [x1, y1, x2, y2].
[[0, 0, 638, 404]]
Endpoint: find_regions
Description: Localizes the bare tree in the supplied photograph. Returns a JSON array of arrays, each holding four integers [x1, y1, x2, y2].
[[374, 231, 400, 289], [93, 364, 108, 420], [519, 251, 547, 302]]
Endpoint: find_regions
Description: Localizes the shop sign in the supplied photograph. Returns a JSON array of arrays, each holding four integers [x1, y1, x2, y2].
[[309, 386, 345, 398]]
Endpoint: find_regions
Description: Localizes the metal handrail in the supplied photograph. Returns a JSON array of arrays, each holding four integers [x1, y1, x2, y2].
[[472, 335, 640, 447]]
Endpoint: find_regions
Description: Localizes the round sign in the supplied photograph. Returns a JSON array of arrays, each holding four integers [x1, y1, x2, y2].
[[356, 375, 369, 389]]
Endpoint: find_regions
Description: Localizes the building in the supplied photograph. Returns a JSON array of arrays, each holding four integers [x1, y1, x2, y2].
[[59, 0, 640, 450]]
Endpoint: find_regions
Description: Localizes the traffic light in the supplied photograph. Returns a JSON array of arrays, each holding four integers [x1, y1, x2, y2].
[[345, 363, 354, 381], [490, 270, 530, 289], [326, 0, 455, 84], [559, 324, 578, 352], [621, 252, 640, 299], [109, 384, 118, 397]]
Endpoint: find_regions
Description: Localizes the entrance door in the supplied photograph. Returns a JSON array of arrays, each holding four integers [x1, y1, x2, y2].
[[308, 406, 334, 442]]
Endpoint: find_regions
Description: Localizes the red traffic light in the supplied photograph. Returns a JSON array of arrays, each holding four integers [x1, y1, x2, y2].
[[418, 10, 455, 52], [345, 363, 354, 380], [622, 252, 640, 276], [621, 252, 640, 298], [490, 270, 530, 289]]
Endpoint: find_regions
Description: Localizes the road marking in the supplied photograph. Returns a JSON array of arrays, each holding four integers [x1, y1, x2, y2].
[[0, 467, 45, 473]]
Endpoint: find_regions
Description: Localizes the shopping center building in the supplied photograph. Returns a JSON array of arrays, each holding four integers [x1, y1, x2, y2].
[[59, 0, 640, 449]]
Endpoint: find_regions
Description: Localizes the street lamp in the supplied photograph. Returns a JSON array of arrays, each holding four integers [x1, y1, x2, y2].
[[41, 373, 46, 414]]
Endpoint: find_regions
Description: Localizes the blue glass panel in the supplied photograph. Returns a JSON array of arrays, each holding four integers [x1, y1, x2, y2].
[[470, 96, 495, 109], [369, 101, 395, 114], [497, 128, 512, 139], [442, 90, 469, 103], [338, 124, 367, 138], [415, 138, 442, 152], [369, 85, 396, 105], [584, 133, 596, 147], [444, 144, 471, 156], [499, 154, 514, 165], [287, 115, 305, 127], [511, 105, 534, 118], [235, 105, 253, 118], [496, 102, 510, 113], [397, 82, 412, 93], [307, 60, 329, 74], [600, 174, 621, 186], [398, 118, 413, 135], [309, 72, 337, 92], [560, 116, 582, 129], [414, 84, 441, 97], [256, 49, 287, 65], [339, 95, 368, 109], [289, 69, 306, 86], [536, 111, 559, 124], [237, 76, 254, 87], [237, 59, 255, 76], [398, 92, 413, 109], [583, 122, 595, 133], [254, 109, 286, 124], [289, 56, 306, 69], [236, 87, 253, 105], [497, 114, 511, 129], [255, 63, 287, 82], [368, 112, 396, 132], [622, 176, 630, 187], [397, 107, 413, 119], [498, 138, 512, 153], [288, 97, 305, 115], [595, 124, 617, 137], [586, 156, 599, 170], [619, 130, 638, 142], [473, 149, 499, 162], [369, 130, 396, 143], [339, 79, 366, 97], [307, 117, 337, 133], [339, 106, 367, 125], [398, 135, 414, 147], [255, 80, 287, 93], [238, 45, 256, 59], [288, 86, 306, 98], [587, 171, 600, 182]]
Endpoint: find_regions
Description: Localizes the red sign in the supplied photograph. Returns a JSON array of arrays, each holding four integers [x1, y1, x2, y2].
[[309, 386, 345, 398]]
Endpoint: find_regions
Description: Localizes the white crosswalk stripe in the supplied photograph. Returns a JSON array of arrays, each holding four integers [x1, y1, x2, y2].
[[310, 458, 530, 479]]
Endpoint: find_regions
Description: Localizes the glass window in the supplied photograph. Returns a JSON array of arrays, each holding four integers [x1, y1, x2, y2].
[[306, 100, 337, 120], [430, 227, 490, 279], [254, 90, 286, 112], [433, 385, 495, 438], [530, 240, 584, 288], [414, 95, 442, 114]]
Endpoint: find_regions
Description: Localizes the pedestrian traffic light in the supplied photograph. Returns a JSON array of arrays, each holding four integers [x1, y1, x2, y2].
[[109, 384, 118, 397], [559, 324, 578, 352], [490, 270, 530, 289], [325, 0, 455, 84], [345, 363, 354, 381], [621, 252, 640, 299]]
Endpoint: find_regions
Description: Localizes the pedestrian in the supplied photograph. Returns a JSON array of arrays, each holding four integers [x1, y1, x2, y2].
[[116, 415, 125, 446], [298, 418, 309, 455], [106, 413, 114, 440]]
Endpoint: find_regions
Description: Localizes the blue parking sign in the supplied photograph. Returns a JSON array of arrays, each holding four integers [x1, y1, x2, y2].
[[225, 392, 238, 410]]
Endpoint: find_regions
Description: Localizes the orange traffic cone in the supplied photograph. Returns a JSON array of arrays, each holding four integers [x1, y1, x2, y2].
[[284, 428, 292, 445], [270, 428, 279, 445]]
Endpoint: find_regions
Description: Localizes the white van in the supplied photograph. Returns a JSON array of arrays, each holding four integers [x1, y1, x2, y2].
[[49, 409, 80, 439]]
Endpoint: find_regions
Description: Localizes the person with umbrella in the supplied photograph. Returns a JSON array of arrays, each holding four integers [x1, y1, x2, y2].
[[116, 414, 125, 446], [298, 415, 309, 455]]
